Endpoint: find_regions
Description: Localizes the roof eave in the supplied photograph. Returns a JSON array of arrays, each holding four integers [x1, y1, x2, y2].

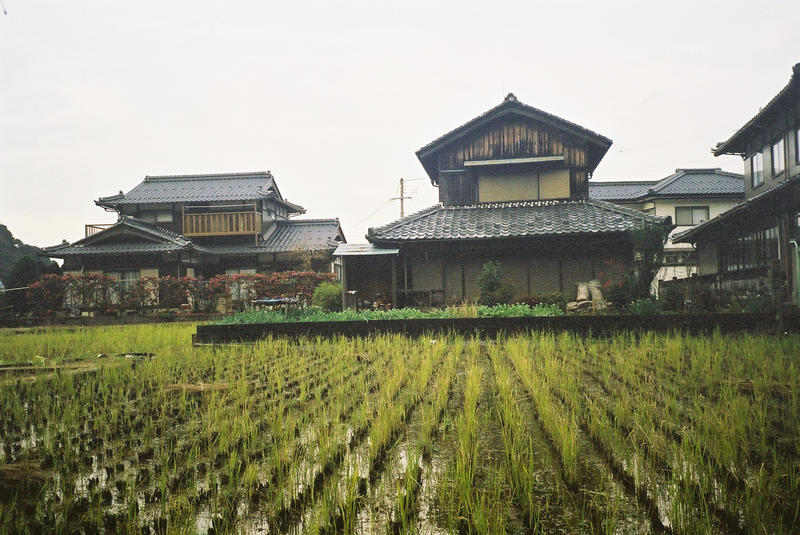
[[713, 63, 800, 157]]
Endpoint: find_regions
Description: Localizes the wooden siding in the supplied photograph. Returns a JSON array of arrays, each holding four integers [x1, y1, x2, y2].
[[183, 211, 260, 237], [435, 117, 589, 173]]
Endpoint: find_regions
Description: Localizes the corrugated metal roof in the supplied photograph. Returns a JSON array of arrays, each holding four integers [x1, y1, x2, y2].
[[96, 171, 304, 212], [367, 199, 668, 243], [333, 244, 399, 256], [589, 169, 744, 201]]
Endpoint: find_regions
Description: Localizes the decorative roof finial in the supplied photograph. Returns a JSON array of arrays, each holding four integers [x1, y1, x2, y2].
[[504, 93, 517, 102]]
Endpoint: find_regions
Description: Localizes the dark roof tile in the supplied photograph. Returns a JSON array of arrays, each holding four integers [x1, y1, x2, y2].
[[367, 199, 668, 243]]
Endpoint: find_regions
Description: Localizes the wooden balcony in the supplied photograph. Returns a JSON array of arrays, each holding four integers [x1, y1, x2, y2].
[[182, 211, 260, 237], [85, 223, 114, 237]]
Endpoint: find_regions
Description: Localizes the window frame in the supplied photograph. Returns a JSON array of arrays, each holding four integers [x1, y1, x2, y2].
[[771, 137, 785, 176], [675, 206, 710, 226], [796, 126, 800, 165], [751, 151, 764, 188]]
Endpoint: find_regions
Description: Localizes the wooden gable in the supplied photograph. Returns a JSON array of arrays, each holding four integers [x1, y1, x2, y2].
[[417, 94, 612, 205]]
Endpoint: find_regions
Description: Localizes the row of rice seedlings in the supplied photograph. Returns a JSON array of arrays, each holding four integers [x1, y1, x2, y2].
[[506, 334, 658, 533], [356, 337, 461, 533], [3, 330, 368, 532], [590, 332, 799, 532], [506, 337, 579, 488], [307, 336, 452, 533], [489, 341, 543, 531], [431, 339, 510, 533], [263, 336, 412, 531], [539, 334, 720, 533]]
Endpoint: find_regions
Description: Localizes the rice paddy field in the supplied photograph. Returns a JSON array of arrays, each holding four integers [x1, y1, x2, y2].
[[0, 323, 798, 534]]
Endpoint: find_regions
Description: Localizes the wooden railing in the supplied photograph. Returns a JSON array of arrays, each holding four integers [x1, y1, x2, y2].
[[182, 211, 260, 236], [85, 223, 114, 237]]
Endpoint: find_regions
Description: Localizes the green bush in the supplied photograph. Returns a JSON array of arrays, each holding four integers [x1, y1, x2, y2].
[[312, 282, 342, 312], [514, 292, 567, 311], [477, 261, 516, 306], [660, 283, 686, 312], [628, 298, 662, 316]]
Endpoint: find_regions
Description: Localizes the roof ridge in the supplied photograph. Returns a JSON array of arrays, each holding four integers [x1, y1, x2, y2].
[[368, 204, 444, 236], [416, 95, 612, 158], [586, 198, 668, 224], [650, 169, 686, 192], [589, 180, 658, 186], [276, 218, 341, 224], [144, 171, 273, 182]]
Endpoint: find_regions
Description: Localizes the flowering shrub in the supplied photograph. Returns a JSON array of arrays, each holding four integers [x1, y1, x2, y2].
[[598, 259, 634, 310], [22, 271, 337, 317], [208, 271, 336, 308], [26, 274, 67, 317]]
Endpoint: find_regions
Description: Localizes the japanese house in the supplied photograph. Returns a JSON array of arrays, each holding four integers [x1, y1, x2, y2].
[[590, 168, 744, 282], [336, 94, 671, 307], [674, 63, 800, 307], [45, 171, 345, 281]]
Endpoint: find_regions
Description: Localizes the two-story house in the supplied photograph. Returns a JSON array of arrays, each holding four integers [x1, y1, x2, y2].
[[590, 168, 744, 283], [674, 63, 800, 307], [336, 94, 671, 306], [45, 171, 346, 281]]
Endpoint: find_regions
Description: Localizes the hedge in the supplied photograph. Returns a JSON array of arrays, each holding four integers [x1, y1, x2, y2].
[[21, 271, 336, 318]]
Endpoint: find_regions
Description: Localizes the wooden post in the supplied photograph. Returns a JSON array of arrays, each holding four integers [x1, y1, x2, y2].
[[340, 256, 348, 310], [391, 256, 397, 308]]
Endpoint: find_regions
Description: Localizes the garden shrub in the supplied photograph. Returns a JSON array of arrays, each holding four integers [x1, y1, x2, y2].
[[628, 297, 662, 316], [514, 292, 567, 311], [312, 282, 342, 312], [659, 282, 686, 311], [477, 261, 516, 306]]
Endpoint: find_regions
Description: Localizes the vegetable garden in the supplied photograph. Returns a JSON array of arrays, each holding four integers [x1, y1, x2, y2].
[[0, 324, 798, 534]]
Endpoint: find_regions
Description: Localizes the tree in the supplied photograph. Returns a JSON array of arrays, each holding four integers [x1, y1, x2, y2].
[[629, 224, 669, 300], [5, 256, 43, 315], [477, 261, 516, 305]]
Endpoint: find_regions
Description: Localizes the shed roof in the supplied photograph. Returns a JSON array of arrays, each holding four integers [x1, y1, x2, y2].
[[96, 171, 305, 213], [367, 199, 669, 244], [589, 168, 744, 201], [333, 244, 399, 256]]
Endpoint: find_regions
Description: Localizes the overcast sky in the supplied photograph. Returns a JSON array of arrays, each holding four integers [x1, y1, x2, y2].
[[1, 1, 798, 249]]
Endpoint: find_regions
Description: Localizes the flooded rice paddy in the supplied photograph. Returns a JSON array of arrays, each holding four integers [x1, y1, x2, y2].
[[0, 323, 798, 534]]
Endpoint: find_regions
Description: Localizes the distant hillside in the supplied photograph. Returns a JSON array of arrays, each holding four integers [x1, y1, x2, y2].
[[0, 223, 53, 283]]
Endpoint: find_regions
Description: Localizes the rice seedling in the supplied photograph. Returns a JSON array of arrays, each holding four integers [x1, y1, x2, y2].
[[1, 323, 798, 533]]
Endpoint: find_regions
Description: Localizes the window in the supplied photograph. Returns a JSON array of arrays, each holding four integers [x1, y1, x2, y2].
[[772, 138, 785, 175], [156, 210, 173, 223], [796, 127, 800, 164], [107, 270, 141, 304], [675, 206, 709, 226], [751, 152, 764, 188]]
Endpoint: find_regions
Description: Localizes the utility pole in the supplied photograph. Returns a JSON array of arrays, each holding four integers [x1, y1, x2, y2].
[[391, 178, 413, 218]]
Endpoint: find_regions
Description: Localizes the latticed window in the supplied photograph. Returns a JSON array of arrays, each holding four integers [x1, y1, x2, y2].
[[719, 226, 779, 273]]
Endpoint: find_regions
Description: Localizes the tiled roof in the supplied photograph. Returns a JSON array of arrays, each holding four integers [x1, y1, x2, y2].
[[200, 219, 344, 256], [367, 199, 668, 243], [673, 175, 800, 243], [96, 171, 304, 213], [589, 169, 744, 201], [44, 217, 192, 257]]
